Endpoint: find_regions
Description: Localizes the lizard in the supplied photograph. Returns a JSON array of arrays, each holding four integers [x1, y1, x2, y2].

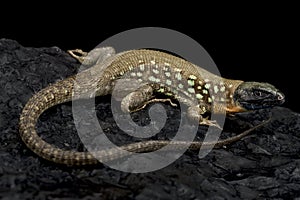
[[19, 47, 285, 165]]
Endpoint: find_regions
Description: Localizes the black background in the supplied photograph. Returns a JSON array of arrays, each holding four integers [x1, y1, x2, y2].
[[1, 4, 298, 113]]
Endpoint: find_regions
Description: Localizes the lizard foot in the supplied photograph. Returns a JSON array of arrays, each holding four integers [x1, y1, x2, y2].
[[200, 117, 223, 130], [67, 49, 88, 63]]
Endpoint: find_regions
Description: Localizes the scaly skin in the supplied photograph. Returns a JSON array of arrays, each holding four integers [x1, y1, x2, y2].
[[19, 49, 284, 165]]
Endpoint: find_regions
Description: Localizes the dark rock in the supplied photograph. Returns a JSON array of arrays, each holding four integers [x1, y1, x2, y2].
[[0, 38, 299, 199]]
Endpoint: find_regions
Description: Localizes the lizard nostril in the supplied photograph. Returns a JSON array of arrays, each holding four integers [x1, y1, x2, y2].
[[277, 92, 285, 102]]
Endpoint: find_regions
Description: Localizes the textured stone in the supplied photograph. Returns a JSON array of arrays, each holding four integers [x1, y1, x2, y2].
[[0, 38, 299, 199]]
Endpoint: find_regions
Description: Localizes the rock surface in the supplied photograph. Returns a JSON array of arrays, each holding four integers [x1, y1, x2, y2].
[[0, 38, 299, 199]]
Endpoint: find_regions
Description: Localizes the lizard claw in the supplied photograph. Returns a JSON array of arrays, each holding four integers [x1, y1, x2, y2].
[[67, 49, 88, 63], [200, 118, 223, 130]]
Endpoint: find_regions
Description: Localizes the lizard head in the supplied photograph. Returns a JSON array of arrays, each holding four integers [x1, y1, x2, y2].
[[233, 82, 285, 110]]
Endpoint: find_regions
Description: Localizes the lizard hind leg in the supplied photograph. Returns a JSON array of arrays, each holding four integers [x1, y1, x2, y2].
[[121, 84, 155, 113], [68, 49, 88, 63], [120, 84, 177, 113], [68, 47, 116, 66]]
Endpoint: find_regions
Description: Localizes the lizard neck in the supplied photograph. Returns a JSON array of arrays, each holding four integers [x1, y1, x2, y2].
[[212, 79, 246, 114]]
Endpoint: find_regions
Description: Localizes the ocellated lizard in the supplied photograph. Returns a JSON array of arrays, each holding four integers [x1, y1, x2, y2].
[[19, 47, 285, 165]]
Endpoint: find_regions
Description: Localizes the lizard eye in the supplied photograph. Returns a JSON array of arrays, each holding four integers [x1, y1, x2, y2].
[[253, 90, 263, 97]]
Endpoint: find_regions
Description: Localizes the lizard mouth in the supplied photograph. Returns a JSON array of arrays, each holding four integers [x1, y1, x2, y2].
[[225, 105, 247, 113]]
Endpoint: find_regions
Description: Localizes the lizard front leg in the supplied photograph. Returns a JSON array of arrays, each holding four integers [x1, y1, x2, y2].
[[187, 105, 222, 129]]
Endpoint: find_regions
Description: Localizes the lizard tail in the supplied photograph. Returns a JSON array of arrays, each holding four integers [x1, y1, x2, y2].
[[19, 76, 100, 165]]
